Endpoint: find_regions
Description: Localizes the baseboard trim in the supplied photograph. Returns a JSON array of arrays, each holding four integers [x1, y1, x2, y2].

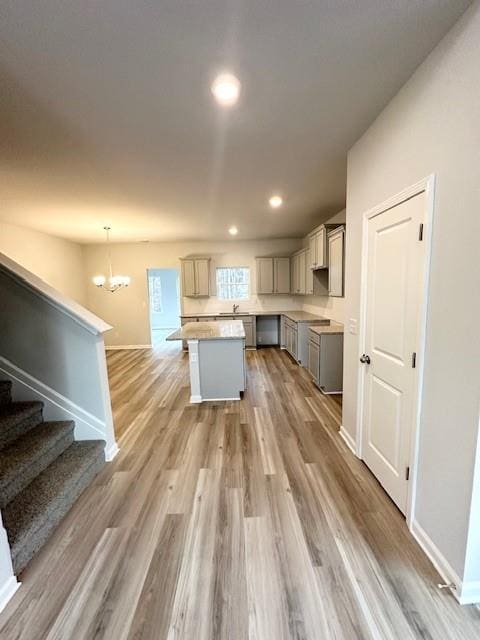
[[339, 426, 357, 456], [410, 519, 463, 602], [0, 576, 20, 615], [458, 581, 480, 605], [189, 395, 241, 404], [105, 442, 120, 462], [105, 344, 152, 351]]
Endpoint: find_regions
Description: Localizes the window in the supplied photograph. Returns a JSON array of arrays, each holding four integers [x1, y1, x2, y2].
[[216, 267, 250, 300], [149, 276, 163, 312]]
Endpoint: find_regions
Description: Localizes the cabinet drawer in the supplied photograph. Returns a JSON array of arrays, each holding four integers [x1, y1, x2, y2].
[[309, 330, 320, 346]]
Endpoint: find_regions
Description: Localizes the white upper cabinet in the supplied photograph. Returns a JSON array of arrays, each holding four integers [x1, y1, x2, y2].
[[256, 257, 291, 294], [327, 226, 345, 297], [181, 258, 211, 297]]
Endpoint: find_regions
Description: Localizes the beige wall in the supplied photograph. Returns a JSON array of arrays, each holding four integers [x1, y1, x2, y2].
[[0, 222, 87, 304], [344, 0, 480, 589], [84, 238, 304, 347]]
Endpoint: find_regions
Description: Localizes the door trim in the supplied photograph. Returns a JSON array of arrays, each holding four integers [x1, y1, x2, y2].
[[355, 175, 435, 527]]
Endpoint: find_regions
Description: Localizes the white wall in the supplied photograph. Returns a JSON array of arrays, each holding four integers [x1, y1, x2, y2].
[[84, 238, 304, 347], [343, 1, 480, 597], [0, 222, 87, 304], [302, 209, 346, 323]]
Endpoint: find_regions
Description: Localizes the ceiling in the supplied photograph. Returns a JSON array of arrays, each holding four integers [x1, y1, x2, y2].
[[0, 1, 471, 244]]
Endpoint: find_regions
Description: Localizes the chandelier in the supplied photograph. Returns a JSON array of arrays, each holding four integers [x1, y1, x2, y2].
[[92, 227, 130, 293]]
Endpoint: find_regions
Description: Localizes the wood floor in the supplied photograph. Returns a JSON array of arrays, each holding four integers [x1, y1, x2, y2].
[[1, 343, 479, 639]]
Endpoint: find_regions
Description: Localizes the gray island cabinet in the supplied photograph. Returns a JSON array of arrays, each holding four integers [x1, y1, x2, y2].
[[167, 320, 245, 403]]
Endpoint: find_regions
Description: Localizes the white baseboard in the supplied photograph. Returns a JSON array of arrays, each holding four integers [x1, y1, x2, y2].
[[457, 581, 480, 605], [0, 576, 20, 615], [410, 519, 463, 602], [0, 356, 118, 460], [190, 395, 202, 404], [105, 344, 151, 351], [105, 442, 120, 462], [339, 426, 358, 456]]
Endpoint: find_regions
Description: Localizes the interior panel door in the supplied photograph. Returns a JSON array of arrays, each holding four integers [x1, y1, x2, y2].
[[361, 192, 426, 513]]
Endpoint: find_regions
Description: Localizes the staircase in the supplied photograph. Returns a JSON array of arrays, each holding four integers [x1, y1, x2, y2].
[[0, 380, 105, 574]]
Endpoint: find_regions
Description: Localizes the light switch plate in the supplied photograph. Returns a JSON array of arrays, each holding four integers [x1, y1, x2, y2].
[[349, 318, 358, 335]]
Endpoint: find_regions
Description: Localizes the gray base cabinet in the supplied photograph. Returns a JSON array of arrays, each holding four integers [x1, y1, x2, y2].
[[217, 315, 256, 348], [283, 317, 330, 366], [308, 329, 344, 394]]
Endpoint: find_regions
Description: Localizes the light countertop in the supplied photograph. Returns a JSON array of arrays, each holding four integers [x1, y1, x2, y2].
[[180, 310, 329, 323], [167, 320, 246, 341], [309, 322, 344, 336]]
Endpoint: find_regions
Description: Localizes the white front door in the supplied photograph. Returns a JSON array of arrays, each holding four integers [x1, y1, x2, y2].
[[361, 192, 426, 513]]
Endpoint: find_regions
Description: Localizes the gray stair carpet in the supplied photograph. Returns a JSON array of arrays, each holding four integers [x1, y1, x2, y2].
[[0, 420, 75, 508], [0, 401, 44, 449], [0, 380, 106, 575], [3, 440, 105, 574], [0, 380, 12, 405]]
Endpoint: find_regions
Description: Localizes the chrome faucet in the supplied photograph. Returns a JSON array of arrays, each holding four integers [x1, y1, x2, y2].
[[233, 304, 239, 314]]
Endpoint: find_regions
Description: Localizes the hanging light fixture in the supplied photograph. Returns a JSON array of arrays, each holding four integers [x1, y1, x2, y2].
[[92, 226, 130, 292]]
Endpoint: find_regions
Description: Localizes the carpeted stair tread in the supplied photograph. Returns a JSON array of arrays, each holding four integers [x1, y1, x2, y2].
[[3, 440, 105, 574], [0, 381, 12, 405], [0, 421, 75, 508], [0, 401, 44, 449]]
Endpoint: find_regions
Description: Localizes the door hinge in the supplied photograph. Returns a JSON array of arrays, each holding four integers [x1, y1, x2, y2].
[[418, 223, 424, 241], [406, 466, 410, 481], [411, 352, 417, 368]]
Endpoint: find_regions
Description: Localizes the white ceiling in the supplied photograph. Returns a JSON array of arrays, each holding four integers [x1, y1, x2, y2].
[[0, 1, 471, 244]]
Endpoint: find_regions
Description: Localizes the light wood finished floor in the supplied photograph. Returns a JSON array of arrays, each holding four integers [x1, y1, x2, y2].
[[1, 343, 479, 639]]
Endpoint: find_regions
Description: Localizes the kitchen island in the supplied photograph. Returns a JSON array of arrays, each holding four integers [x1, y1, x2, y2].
[[167, 320, 246, 403]]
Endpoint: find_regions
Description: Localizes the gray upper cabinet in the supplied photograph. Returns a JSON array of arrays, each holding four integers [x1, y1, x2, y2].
[[291, 249, 307, 295], [182, 259, 196, 297], [315, 227, 326, 268], [256, 257, 291, 294], [181, 258, 211, 297], [274, 257, 291, 294], [327, 226, 345, 297], [195, 259, 210, 296], [306, 247, 314, 295], [256, 258, 274, 294], [309, 227, 327, 270]]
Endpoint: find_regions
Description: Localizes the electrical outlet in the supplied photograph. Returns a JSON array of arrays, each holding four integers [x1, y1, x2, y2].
[[190, 353, 198, 363], [349, 319, 358, 335]]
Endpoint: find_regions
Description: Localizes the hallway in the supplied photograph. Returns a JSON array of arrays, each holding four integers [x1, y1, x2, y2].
[[0, 344, 479, 638]]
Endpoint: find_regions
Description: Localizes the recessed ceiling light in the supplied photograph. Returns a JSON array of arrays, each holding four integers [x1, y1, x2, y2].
[[229, 226, 238, 236], [211, 73, 241, 107], [269, 195, 283, 208]]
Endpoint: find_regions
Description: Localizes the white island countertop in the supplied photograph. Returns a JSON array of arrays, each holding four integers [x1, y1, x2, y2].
[[166, 320, 246, 341]]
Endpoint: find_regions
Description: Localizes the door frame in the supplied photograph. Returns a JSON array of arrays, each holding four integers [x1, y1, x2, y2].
[[146, 267, 181, 344], [355, 174, 436, 526]]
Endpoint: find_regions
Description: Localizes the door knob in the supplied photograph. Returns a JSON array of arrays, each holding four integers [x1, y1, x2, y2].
[[360, 354, 371, 364]]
